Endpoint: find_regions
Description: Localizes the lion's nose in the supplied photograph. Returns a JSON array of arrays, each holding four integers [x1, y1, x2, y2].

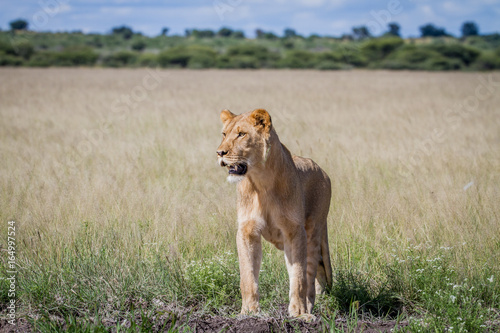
[[217, 150, 228, 157]]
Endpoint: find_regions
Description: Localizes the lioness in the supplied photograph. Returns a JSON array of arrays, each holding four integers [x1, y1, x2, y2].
[[217, 108, 332, 318]]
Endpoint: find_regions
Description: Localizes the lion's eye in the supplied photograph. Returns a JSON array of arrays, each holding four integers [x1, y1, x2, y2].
[[222, 133, 226, 138], [237, 132, 246, 138]]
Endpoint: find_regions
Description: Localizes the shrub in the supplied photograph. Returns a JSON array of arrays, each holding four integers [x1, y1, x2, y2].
[[315, 60, 348, 70], [472, 51, 500, 70], [0, 40, 16, 55], [137, 53, 158, 67], [278, 50, 316, 68], [0, 52, 24, 66], [380, 59, 415, 70], [27, 51, 56, 67], [382, 45, 450, 70], [55, 46, 98, 66], [216, 55, 259, 69], [333, 45, 368, 67], [420, 23, 448, 37], [225, 44, 279, 68], [86, 35, 104, 48], [0, 39, 34, 59], [316, 51, 344, 63], [9, 19, 28, 31], [191, 29, 215, 38], [102, 51, 137, 67], [187, 53, 216, 69], [131, 39, 146, 51], [12, 40, 35, 60], [112, 26, 134, 40], [158, 45, 216, 68], [424, 43, 480, 66], [422, 56, 462, 71], [361, 37, 404, 62]]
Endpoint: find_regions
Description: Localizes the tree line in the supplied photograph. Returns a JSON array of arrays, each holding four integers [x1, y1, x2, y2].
[[1, 19, 499, 70]]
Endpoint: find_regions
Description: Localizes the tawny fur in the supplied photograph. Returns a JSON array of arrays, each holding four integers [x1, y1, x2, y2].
[[217, 109, 333, 319]]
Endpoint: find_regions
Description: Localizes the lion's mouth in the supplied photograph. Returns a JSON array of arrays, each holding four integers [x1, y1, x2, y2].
[[227, 163, 247, 176]]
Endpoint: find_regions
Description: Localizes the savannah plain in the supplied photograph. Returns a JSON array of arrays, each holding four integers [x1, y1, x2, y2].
[[0, 68, 499, 332]]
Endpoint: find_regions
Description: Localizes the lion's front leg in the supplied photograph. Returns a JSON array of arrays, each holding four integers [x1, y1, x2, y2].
[[237, 220, 262, 315]]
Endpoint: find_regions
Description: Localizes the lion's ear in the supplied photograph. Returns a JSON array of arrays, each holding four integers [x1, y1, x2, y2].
[[220, 109, 235, 124], [250, 109, 272, 132]]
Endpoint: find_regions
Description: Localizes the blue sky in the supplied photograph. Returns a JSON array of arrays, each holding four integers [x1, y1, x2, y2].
[[1, 0, 499, 38]]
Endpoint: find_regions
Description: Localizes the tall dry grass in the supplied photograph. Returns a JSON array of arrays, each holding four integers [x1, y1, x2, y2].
[[0, 69, 499, 327], [1, 69, 498, 262]]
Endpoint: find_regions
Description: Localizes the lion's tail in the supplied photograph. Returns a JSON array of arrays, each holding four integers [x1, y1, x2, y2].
[[321, 231, 333, 288], [316, 229, 333, 293]]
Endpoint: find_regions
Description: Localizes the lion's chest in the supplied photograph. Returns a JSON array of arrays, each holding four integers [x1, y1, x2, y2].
[[238, 180, 304, 252]]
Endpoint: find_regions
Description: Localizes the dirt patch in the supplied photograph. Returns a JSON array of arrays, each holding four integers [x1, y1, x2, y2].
[[1, 305, 408, 332]]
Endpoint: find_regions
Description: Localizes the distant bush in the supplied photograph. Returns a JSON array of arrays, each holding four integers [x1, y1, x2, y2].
[[424, 43, 480, 66], [382, 45, 463, 70], [422, 56, 462, 71], [188, 53, 216, 69], [191, 29, 215, 38], [158, 47, 190, 67], [278, 50, 316, 68], [86, 35, 104, 48], [131, 39, 147, 51], [382, 45, 433, 69], [112, 26, 134, 40], [9, 19, 28, 31], [0, 52, 24, 66], [225, 44, 279, 68], [55, 46, 98, 66], [11, 40, 35, 60], [465, 34, 500, 50], [420, 24, 448, 37], [472, 51, 500, 70], [333, 45, 368, 67], [315, 60, 348, 70], [361, 37, 404, 62], [137, 53, 158, 67], [461, 21, 479, 38], [216, 55, 259, 69], [0, 40, 16, 55], [102, 51, 137, 67], [27, 51, 56, 67], [158, 46, 216, 68], [232, 31, 245, 39], [316, 51, 344, 63]]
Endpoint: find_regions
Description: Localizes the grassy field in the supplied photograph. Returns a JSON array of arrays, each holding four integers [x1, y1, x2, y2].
[[0, 68, 499, 332]]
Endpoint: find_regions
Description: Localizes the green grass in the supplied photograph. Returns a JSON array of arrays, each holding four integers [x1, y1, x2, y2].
[[2, 231, 498, 331]]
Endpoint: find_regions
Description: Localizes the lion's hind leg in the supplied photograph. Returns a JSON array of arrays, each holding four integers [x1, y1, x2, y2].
[[305, 220, 323, 314]]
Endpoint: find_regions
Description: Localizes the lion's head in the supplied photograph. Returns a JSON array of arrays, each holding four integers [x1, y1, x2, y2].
[[217, 109, 273, 182]]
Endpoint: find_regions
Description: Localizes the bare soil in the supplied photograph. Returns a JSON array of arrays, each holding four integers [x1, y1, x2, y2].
[[0, 305, 409, 332]]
